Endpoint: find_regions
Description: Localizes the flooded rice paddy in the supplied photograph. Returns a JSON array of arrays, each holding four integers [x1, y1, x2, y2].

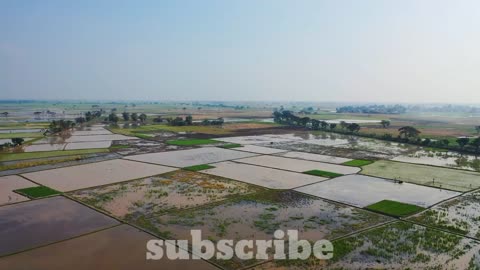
[[295, 175, 461, 208], [216, 134, 304, 145], [274, 151, 352, 164], [70, 170, 263, 218], [328, 221, 480, 269], [21, 159, 176, 191], [129, 190, 390, 269], [267, 142, 394, 160], [409, 191, 480, 239], [0, 196, 118, 256], [361, 160, 480, 192], [234, 155, 360, 174], [0, 175, 37, 205], [0, 224, 217, 270], [124, 147, 257, 168], [392, 150, 480, 171], [233, 145, 288, 154], [63, 141, 112, 150], [111, 139, 191, 155], [202, 161, 327, 189]]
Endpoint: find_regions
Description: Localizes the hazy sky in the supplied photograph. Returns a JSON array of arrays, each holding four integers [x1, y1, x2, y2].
[[1, 0, 480, 103]]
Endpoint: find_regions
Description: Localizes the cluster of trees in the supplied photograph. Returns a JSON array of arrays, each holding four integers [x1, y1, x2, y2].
[[121, 112, 147, 123], [48, 120, 75, 133], [75, 110, 103, 124], [106, 112, 147, 124], [273, 110, 361, 133], [0, 138, 25, 150], [201, 118, 225, 126], [164, 115, 224, 126], [166, 115, 193, 126], [336, 104, 407, 114]]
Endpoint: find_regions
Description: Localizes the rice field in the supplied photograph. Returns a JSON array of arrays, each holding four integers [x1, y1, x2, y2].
[[361, 160, 480, 192]]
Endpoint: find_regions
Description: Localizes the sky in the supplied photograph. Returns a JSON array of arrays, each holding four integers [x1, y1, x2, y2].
[[1, 0, 480, 103]]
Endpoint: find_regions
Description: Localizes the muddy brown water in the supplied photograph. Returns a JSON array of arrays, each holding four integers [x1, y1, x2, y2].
[[0, 196, 118, 256], [70, 170, 262, 218], [0, 224, 218, 270]]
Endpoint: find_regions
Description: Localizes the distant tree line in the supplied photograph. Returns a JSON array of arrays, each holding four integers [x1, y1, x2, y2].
[[336, 104, 407, 114], [273, 110, 361, 133], [164, 115, 224, 126], [408, 104, 480, 113], [274, 110, 480, 155]]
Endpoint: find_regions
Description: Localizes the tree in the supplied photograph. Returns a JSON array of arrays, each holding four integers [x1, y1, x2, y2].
[[398, 126, 420, 139], [381, 120, 391, 128], [470, 137, 480, 154], [476, 126, 480, 134], [329, 123, 337, 130], [421, 138, 431, 146], [122, 112, 130, 121], [456, 137, 470, 149], [347, 123, 361, 133], [320, 121, 328, 129], [340, 121, 348, 130], [131, 113, 138, 122], [1, 112, 8, 118], [441, 139, 450, 147], [108, 113, 119, 123], [153, 116, 163, 123], [185, 115, 193, 125], [139, 113, 147, 123], [310, 119, 320, 130], [299, 117, 310, 128], [75, 117, 86, 124], [11, 138, 24, 146]]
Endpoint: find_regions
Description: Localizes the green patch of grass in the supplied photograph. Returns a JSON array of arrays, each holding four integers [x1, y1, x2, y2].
[[15, 186, 61, 198], [166, 138, 220, 146], [303, 170, 343, 178], [0, 155, 85, 171], [183, 164, 215, 171], [218, 143, 242, 149], [343, 159, 373, 167], [109, 124, 232, 136], [0, 148, 109, 162], [109, 145, 130, 149], [365, 200, 425, 217], [0, 132, 44, 139]]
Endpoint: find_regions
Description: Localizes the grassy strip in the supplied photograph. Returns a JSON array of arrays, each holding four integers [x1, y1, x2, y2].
[[109, 145, 131, 149], [303, 170, 343, 178], [15, 186, 61, 199], [109, 124, 231, 136], [365, 200, 425, 217], [343, 159, 373, 167], [182, 164, 215, 171], [0, 155, 85, 171], [166, 138, 220, 146], [0, 132, 44, 139], [0, 148, 109, 162], [218, 143, 242, 149]]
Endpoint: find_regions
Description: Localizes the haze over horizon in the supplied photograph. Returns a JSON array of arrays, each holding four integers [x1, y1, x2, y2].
[[2, 0, 480, 103]]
